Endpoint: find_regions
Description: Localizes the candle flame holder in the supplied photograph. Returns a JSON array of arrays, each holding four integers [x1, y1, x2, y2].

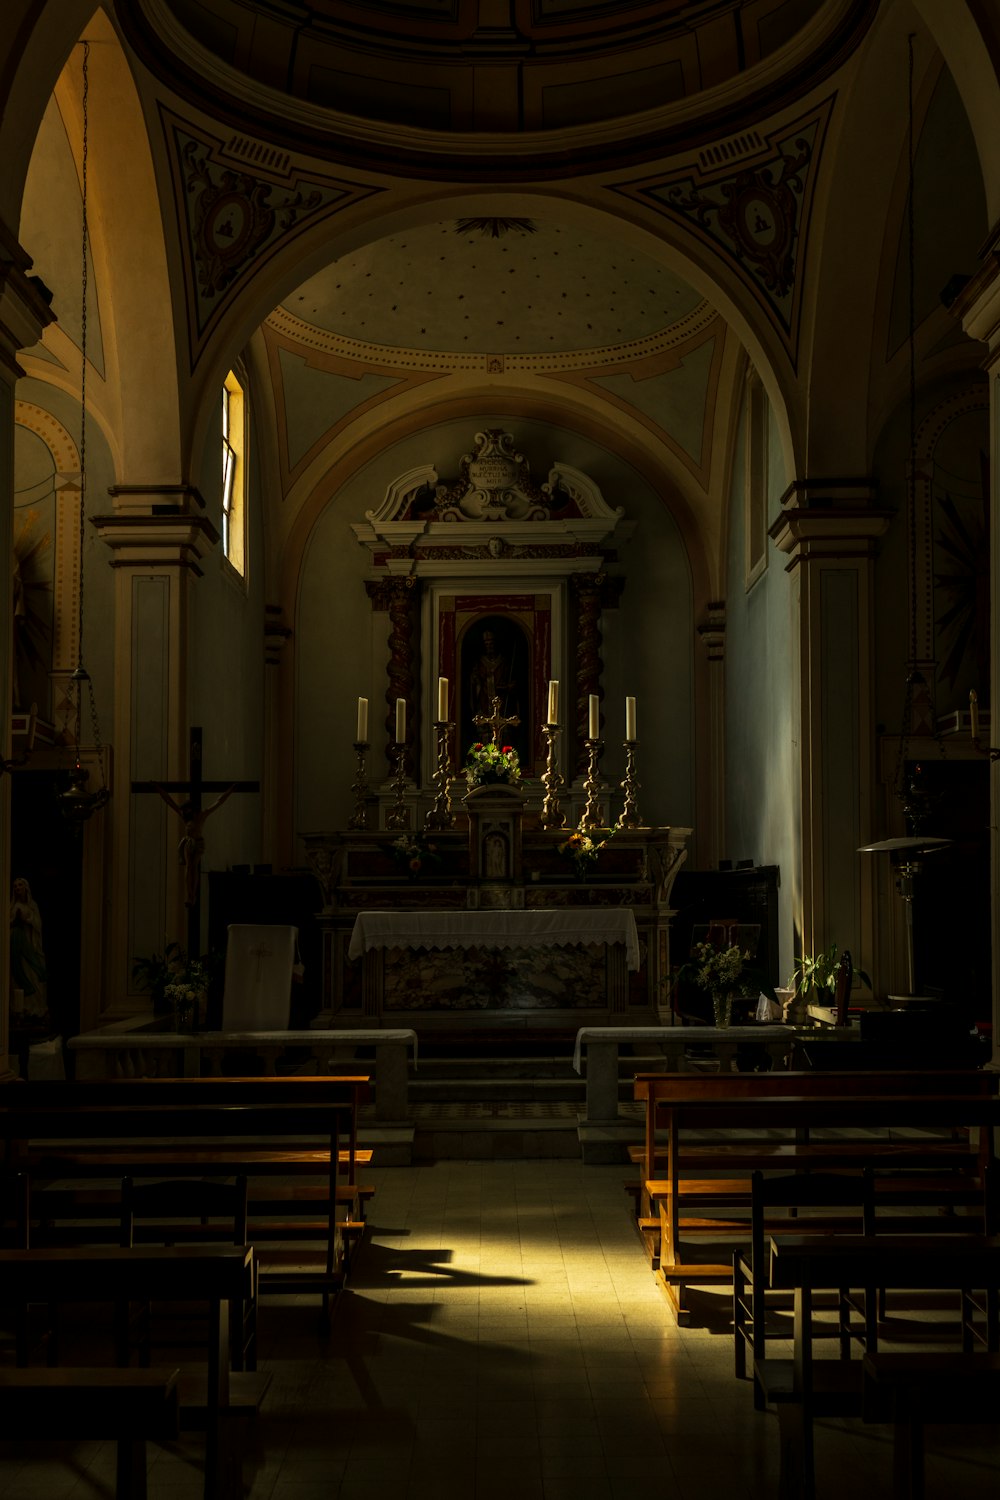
[[347, 740, 371, 829], [425, 720, 455, 829], [539, 723, 567, 829], [618, 739, 643, 828], [579, 737, 604, 832], [386, 741, 410, 830]]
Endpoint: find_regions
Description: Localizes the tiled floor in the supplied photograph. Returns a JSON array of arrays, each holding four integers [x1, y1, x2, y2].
[[3, 1159, 1000, 1498]]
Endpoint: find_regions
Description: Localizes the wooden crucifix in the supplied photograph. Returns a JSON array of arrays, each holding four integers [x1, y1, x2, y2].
[[131, 726, 259, 957], [472, 695, 520, 748]]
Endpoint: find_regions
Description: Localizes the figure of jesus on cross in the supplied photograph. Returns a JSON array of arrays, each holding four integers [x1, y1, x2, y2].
[[132, 727, 259, 957]]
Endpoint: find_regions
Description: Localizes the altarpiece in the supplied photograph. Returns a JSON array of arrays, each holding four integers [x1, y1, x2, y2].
[[305, 430, 691, 1031]]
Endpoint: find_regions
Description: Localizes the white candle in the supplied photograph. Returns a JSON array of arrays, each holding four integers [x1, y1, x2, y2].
[[356, 696, 368, 743], [588, 694, 599, 740], [547, 680, 559, 725], [438, 676, 448, 722], [395, 698, 406, 743], [625, 695, 637, 741]]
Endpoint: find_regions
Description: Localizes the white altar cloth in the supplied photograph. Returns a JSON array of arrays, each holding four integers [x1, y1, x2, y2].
[[348, 909, 640, 971]]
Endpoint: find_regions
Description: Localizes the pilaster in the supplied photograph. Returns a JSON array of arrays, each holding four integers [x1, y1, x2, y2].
[[93, 494, 219, 1013], [953, 240, 1000, 1066], [696, 602, 726, 870], [0, 224, 55, 1075], [770, 479, 890, 979]]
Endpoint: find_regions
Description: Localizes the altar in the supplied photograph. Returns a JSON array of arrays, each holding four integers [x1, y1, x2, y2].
[[302, 428, 692, 1036], [348, 909, 640, 1022], [306, 824, 688, 1032]]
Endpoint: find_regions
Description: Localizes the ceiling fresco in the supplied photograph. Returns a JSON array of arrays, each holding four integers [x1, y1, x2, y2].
[[277, 221, 704, 355]]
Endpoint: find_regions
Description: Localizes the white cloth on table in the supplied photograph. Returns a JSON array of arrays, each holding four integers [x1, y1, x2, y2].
[[222, 923, 297, 1031], [347, 909, 640, 971]]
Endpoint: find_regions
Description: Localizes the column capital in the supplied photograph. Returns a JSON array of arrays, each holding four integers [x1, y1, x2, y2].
[[0, 224, 56, 380], [92, 511, 219, 574], [365, 576, 421, 611], [696, 601, 726, 662], [950, 225, 1000, 359], [105, 482, 207, 516], [770, 478, 891, 569]]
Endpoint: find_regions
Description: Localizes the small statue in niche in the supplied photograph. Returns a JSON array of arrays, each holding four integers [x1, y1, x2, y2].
[[484, 831, 509, 880], [10, 876, 49, 1030]]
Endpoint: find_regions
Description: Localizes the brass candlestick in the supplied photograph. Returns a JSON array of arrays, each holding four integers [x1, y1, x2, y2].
[[618, 739, 643, 828], [347, 740, 371, 830], [425, 720, 455, 829], [386, 741, 410, 830], [579, 737, 603, 832], [539, 723, 567, 829]]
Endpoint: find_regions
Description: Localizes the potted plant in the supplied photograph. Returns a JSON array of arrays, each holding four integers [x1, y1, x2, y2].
[[786, 944, 870, 1021]]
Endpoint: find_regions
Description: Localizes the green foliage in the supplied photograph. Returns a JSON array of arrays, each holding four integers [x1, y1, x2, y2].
[[391, 831, 441, 877], [557, 825, 615, 875], [465, 741, 521, 787], [132, 943, 223, 1016], [674, 941, 776, 1002], [788, 944, 870, 998]]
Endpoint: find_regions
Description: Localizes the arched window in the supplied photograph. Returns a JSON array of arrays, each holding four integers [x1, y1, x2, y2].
[[221, 369, 246, 576]]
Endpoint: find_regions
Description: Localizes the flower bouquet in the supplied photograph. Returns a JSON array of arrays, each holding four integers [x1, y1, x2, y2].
[[558, 825, 615, 878], [674, 940, 774, 1027], [465, 741, 521, 788], [391, 830, 441, 878], [164, 957, 210, 1030]]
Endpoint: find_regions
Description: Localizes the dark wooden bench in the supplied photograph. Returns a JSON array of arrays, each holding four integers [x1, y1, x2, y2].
[[0, 1075, 373, 1303], [863, 1350, 1000, 1499], [0, 1244, 264, 1500], [0, 1366, 181, 1500], [630, 1071, 997, 1322], [759, 1233, 1000, 1499]]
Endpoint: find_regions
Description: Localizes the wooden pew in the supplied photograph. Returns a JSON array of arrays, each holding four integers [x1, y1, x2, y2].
[[631, 1071, 997, 1322], [0, 1366, 181, 1500], [760, 1233, 1000, 1500], [0, 1245, 260, 1500], [863, 1350, 1000, 1499], [0, 1075, 372, 1304]]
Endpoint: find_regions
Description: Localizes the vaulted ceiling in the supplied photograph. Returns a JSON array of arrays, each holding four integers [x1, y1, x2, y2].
[[120, 0, 879, 171]]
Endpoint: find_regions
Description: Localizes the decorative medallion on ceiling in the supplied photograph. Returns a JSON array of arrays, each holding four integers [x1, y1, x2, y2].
[[614, 100, 833, 358], [454, 219, 538, 240], [160, 109, 381, 360]]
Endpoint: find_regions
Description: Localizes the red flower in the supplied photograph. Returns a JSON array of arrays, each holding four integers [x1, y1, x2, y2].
[[502, 745, 513, 754]]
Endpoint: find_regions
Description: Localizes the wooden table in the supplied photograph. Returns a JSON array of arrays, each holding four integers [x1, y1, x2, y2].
[[763, 1234, 1000, 1499], [0, 1244, 256, 1500]]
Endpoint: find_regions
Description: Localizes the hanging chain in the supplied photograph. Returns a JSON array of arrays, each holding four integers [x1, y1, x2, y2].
[[75, 40, 107, 786], [78, 39, 88, 683], [893, 32, 917, 810]]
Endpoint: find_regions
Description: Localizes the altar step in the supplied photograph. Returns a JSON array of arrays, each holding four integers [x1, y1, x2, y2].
[[360, 1049, 663, 1161]]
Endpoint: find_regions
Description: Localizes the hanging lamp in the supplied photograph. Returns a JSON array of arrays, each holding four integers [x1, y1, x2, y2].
[[58, 38, 109, 826]]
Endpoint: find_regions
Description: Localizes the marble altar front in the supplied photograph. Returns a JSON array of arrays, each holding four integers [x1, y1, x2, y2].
[[305, 824, 689, 1031]]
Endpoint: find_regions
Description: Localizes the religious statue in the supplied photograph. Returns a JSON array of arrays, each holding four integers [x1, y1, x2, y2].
[[469, 627, 516, 719], [154, 784, 236, 908], [10, 876, 48, 1028]]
